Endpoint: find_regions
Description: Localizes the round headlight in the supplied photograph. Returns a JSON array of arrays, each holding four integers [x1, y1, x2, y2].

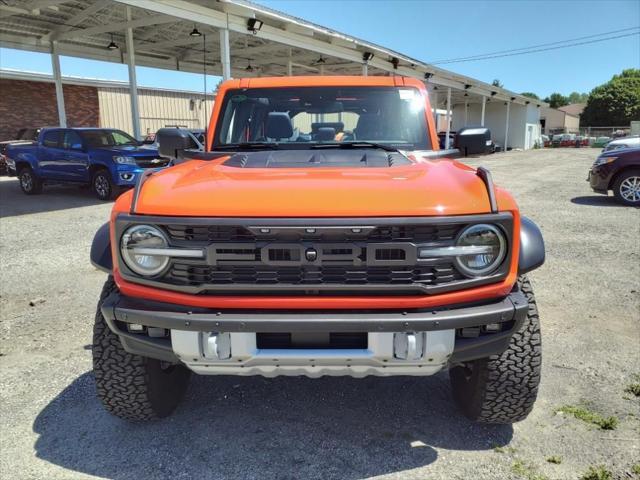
[[120, 225, 169, 276], [454, 224, 506, 277]]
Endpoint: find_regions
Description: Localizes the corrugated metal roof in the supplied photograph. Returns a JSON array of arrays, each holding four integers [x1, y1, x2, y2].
[[0, 68, 215, 96], [0, 0, 546, 106], [558, 103, 586, 117]]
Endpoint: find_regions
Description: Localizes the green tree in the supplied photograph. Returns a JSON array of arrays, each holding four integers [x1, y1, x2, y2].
[[491, 79, 504, 88], [567, 91, 588, 104], [581, 69, 640, 126], [543, 93, 570, 109], [521, 92, 540, 100]]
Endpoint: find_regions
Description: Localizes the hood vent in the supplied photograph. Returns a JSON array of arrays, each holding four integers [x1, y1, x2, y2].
[[223, 149, 411, 169]]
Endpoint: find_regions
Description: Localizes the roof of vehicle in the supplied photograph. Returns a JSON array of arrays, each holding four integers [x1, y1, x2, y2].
[[39, 127, 129, 132], [607, 135, 640, 144], [219, 75, 425, 90]]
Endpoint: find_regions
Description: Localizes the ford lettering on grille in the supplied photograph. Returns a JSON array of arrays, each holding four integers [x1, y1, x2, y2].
[[206, 242, 418, 267]]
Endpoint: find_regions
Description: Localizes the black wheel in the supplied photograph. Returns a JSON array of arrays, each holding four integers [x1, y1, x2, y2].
[[18, 166, 42, 195], [92, 279, 191, 421], [449, 276, 541, 423], [92, 169, 114, 201], [612, 168, 640, 206]]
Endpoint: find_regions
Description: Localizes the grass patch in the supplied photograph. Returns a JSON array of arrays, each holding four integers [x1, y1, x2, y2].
[[511, 459, 548, 480], [625, 383, 640, 397], [556, 405, 618, 430], [632, 464, 640, 475], [580, 465, 612, 480], [546, 455, 562, 464], [494, 445, 517, 454]]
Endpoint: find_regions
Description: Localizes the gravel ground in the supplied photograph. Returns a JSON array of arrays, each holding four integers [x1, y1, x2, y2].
[[1, 148, 638, 480]]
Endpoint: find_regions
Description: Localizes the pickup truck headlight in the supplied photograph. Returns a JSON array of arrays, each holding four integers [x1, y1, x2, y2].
[[114, 155, 137, 165], [120, 225, 170, 276], [452, 224, 506, 277]]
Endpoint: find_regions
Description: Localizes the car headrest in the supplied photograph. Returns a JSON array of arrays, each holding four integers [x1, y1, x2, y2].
[[355, 113, 381, 139], [315, 127, 336, 141], [265, 112, 293, 140], [311, 122, 344, 133]]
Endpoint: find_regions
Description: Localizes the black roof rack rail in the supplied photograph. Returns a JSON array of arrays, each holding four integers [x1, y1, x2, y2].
[[130, 169, 154, 215], [476, 166, 498, 213]]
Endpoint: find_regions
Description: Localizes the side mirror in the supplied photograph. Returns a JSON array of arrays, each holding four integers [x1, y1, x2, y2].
[[455, 127, 492, 156], [157, 128, 198, 159], [71, 143, 83, 151]]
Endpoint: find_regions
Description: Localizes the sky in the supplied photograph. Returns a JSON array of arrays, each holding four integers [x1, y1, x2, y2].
[[0, 0, 638, 98]]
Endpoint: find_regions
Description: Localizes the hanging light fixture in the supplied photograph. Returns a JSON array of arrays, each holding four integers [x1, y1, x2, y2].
[[107, 33, 118, 50], [247, 18, 263, 34], [245, 60, 254, 72], [314, 55, 326, 65], [189, 25, 202, 37]]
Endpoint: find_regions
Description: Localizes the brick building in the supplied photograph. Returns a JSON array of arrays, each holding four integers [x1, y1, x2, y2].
[[0, 69, 214, 141], [0, 78, 99, 141]]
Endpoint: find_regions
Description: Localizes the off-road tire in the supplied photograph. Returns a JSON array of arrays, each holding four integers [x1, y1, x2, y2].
[[18, 166, 42, 195], [92, 278, 191, 421], [449, 276, 541, 423], [92, 169, 115, 201], [612, 168, 640, 206]]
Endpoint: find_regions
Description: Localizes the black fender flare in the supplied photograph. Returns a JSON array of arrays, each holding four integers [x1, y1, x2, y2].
[[90, 222, 112, 273], [518, 216, 545, 275]]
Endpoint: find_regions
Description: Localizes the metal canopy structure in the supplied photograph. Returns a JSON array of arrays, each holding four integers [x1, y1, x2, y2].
[[0, 0, 546, 148]]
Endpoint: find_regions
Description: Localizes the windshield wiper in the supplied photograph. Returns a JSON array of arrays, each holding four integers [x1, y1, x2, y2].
[[310, 142, 399, 152], [214, 142, 280, 150]]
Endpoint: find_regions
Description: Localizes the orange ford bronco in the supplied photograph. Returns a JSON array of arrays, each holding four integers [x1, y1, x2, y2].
[[90, 76, 545, 422]]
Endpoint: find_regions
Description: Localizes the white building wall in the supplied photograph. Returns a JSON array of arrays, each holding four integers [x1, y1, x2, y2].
[[508, 104, 526, 150], [451, 101, 541, 150], [98, 87, 215, 137], [524, 104, 542, 149]]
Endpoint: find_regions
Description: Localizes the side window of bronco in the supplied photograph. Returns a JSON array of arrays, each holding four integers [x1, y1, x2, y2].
[[42, 130, 61, 148]]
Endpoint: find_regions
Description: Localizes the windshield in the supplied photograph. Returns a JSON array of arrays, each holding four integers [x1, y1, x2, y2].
[[214, 86, 431, 150], [81, 129, 139, 147]]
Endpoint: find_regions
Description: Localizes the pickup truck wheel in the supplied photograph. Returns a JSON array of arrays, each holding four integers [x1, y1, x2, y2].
[[612, 168, 640, 206], [92, 278, 191, 421], [92, 170, 114, 201], [449, 276, 541, 424], [18, 167, 42, 195]]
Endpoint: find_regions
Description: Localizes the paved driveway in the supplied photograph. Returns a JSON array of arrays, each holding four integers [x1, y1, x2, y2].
[[1, 148, 638, 479]]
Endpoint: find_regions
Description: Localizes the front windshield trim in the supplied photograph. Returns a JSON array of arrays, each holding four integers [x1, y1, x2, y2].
[[212, 86, 431, 152]]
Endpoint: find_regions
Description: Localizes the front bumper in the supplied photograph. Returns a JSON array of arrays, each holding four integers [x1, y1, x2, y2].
[[114, 164, 171, 186], [587, 165, 612, 194], [100, 289, 528, 377], [114, 166, 145, 186]]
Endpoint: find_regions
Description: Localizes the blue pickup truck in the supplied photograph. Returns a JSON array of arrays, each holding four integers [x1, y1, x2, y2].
[[6, 127, 170, 200]]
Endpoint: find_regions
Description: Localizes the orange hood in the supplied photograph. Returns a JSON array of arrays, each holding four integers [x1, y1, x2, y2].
[[119, 157, 515, 218]]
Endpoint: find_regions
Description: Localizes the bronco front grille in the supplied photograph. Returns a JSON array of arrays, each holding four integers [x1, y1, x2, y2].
[[116, 214, 514, 296], [165, 223, 460, 243], [167, 263, 462, 287]]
